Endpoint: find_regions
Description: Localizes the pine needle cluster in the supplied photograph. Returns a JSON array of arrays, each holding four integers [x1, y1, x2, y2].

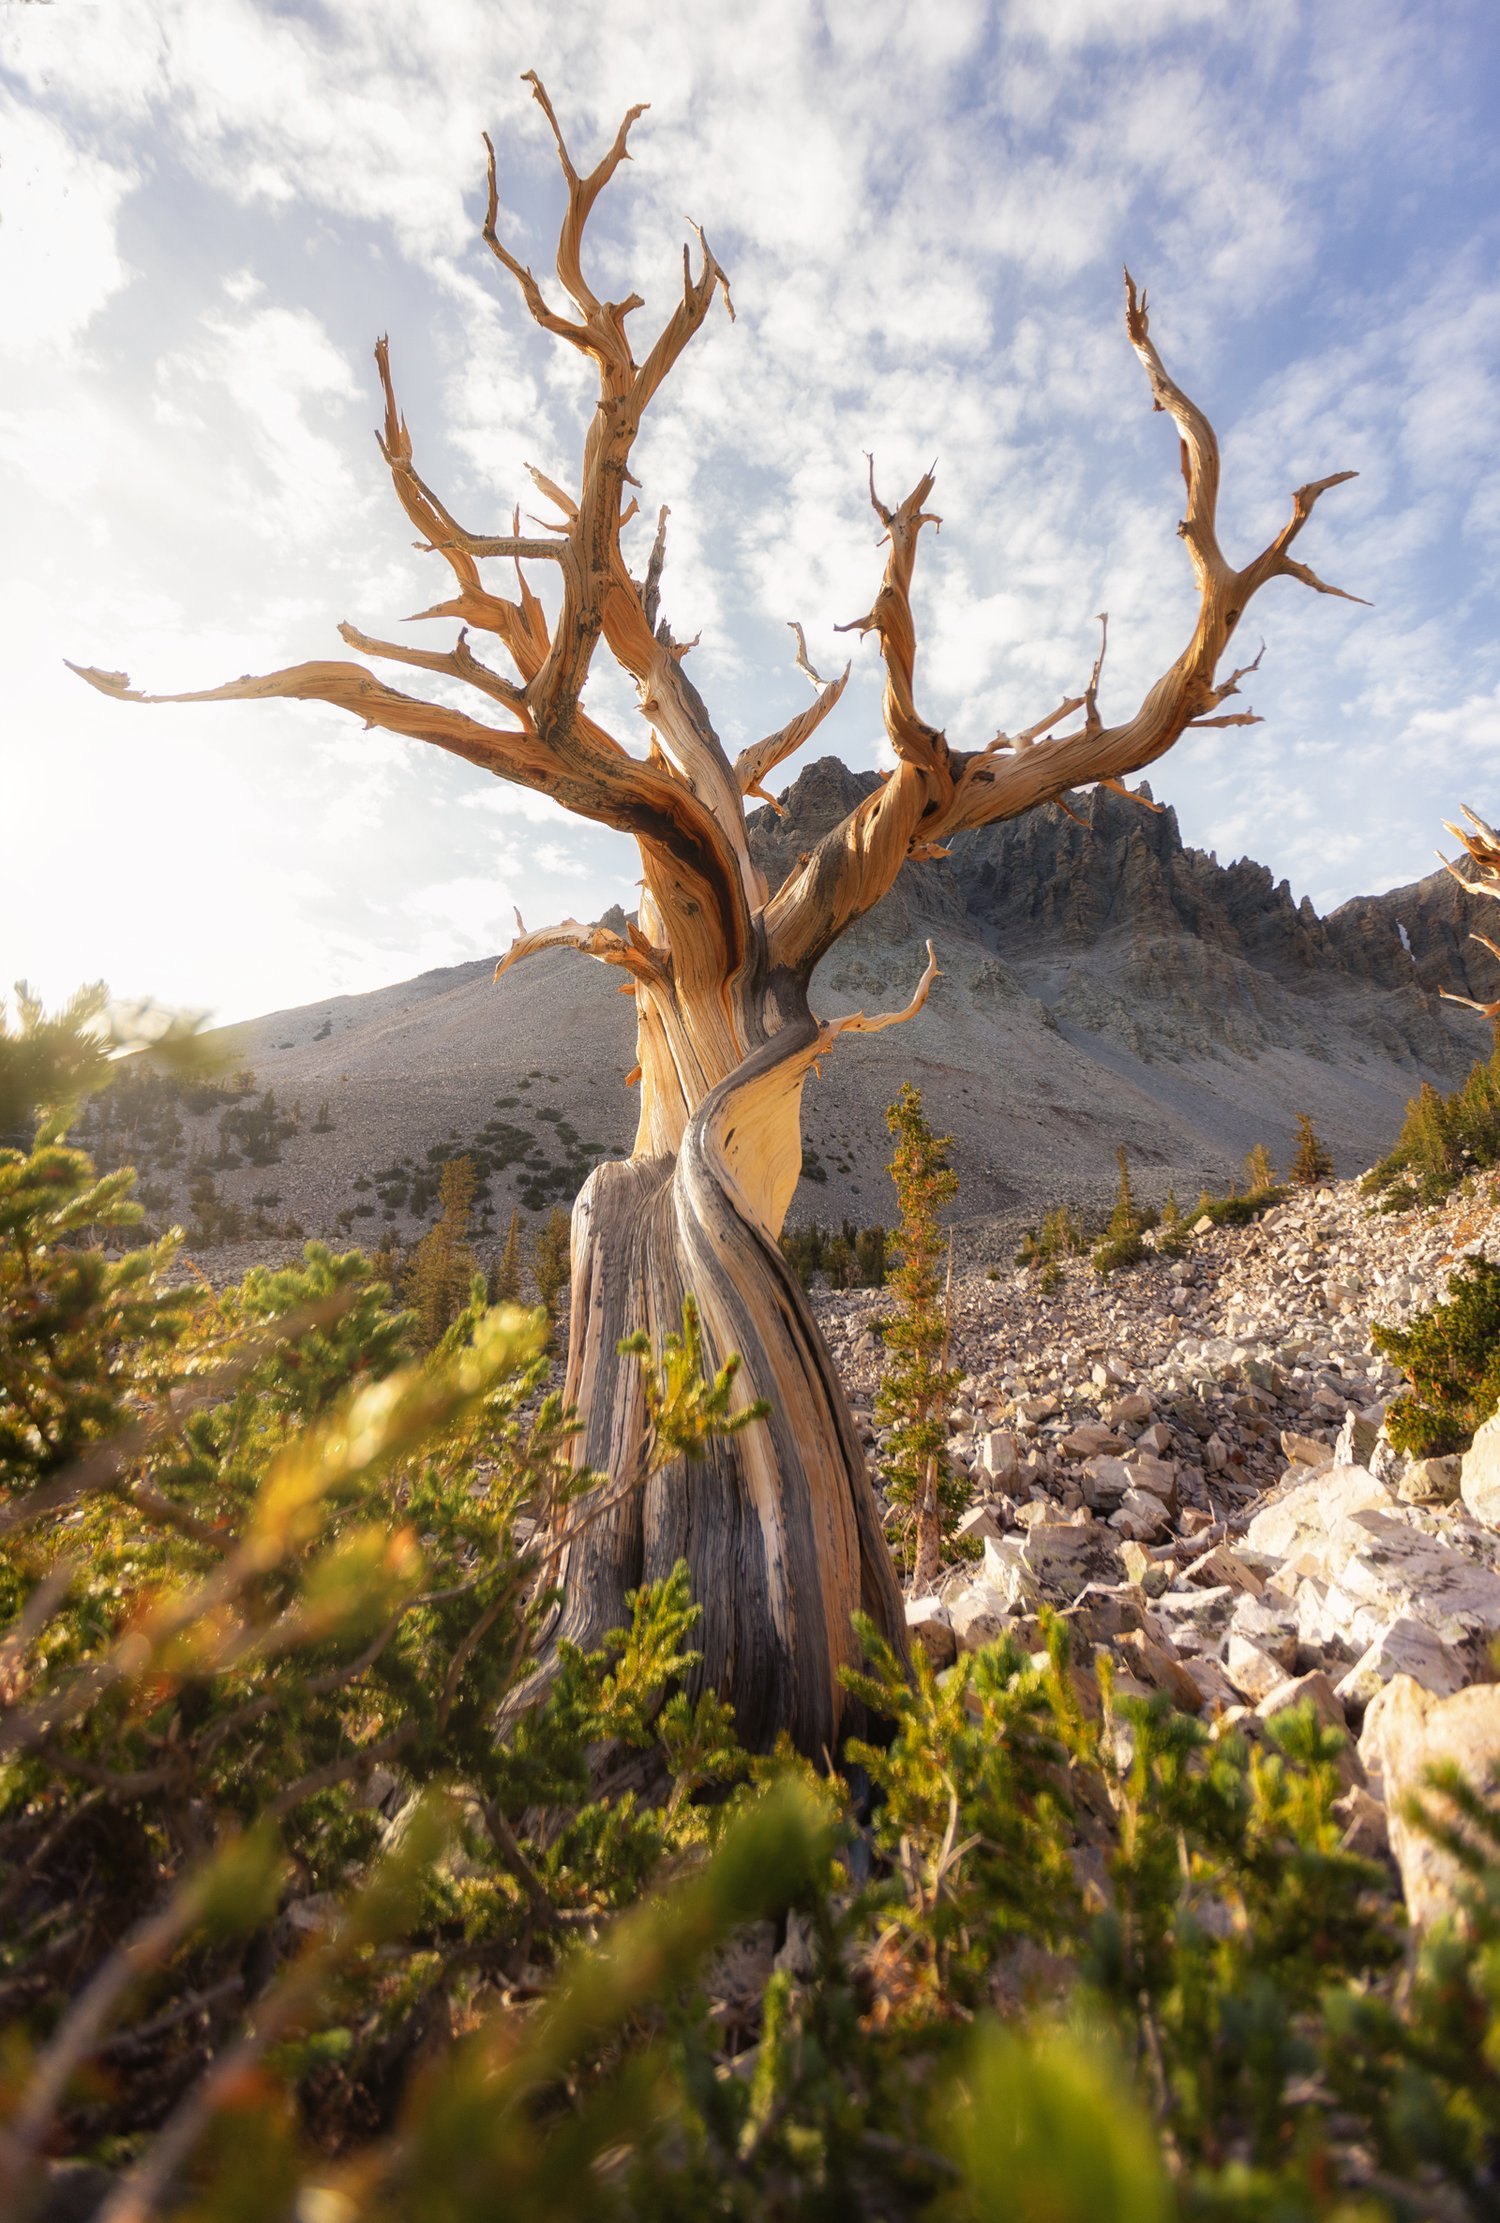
[[1373, 1254, 1500, 1456]]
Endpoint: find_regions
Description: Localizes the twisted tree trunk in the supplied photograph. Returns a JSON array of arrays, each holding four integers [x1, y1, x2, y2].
[[73, 77, 1363, 1758]]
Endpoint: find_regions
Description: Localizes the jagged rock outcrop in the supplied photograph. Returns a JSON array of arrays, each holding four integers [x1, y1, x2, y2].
[[750, 761, 1485, 1075]]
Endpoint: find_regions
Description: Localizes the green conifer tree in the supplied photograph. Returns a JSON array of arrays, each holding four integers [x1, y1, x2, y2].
[[404, 1154, 480, 1347], [824, 1231, 855, 1289], [1290, 1110, 1334, 1185], [1244, 1140, 1276, 1193], [493, 1206, 524, 1305], [1093, 1145, 1148, 1275], [854, 1224, 888, 1288], [876, 1082, 961, 1594], [533, 1205, 572, 1348]]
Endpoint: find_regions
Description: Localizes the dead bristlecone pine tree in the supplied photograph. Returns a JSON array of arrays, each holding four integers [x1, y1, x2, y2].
[[70, 76, 1364, 1757]]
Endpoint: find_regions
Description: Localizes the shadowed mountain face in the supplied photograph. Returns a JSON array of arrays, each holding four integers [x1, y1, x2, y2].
[[148, 766, 1493, 1259], [757, 762, 1484, 1074]]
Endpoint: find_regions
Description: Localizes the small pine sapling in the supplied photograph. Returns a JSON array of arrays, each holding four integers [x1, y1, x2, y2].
[[493, 1206, 524, 1305], [855, 1224, 888, 1289], [877, 1082, 961, 1593], [533, 1204, 572, 1347], [1093, 1146, 1149, 1276], [1291, 1109, 1334, 1185], [1373, 1256, 1500, 1456], [404, 1154, 481, 1346], [1244, 1140, 1276, 1193]]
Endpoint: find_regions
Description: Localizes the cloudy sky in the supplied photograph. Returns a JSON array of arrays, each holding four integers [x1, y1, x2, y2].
[[3, 0, 1498, 1027]]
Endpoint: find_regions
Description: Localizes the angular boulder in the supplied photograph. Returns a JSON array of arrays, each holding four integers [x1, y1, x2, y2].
[[905, 1596, 957, 1669], [948, 1586, 1011, 1654], [1333, 1614, 1470, 1709], [1460, 1412, 1500, 1528], [1243, 1463, 1391, 1561], [1399, 1453, 1462, 1507], [1359, 1677, 1500, 1925], [979, 1429, 1020, 1487]]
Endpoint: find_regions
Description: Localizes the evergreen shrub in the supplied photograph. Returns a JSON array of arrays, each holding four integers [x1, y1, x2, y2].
[[1373, 1255, 1500, 1456]]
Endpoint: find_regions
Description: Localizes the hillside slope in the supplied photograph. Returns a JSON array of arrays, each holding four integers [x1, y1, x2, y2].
[[90, 772, 1492, 1265]]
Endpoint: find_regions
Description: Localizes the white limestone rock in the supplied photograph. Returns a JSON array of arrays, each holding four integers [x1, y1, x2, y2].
[[949, 1586, 1010, 1654], [1399, 1454, 1461, 1507], [1359, 1677, 1500, 1925], [1243, 1463, 1394, 1562], [982, 1534, 1042, 1612], [1227, 1592, 1299, 1669], [1124, 1452, 1177, 1505], [1460, 1411, 1500, 1529], [1223, 1633, 1291, 1703], [1109, 1489, 1173, 1544], [1022, 1520, 1125, 1598], [1080, 1456, 1131, 1511], [955, 1503, 1003, 1544], [1312, 1510, 1500, 1674], [979, 1429, 1020, 1487], [905, 1596, 957, 1669], [1333, 1615, 1470, 1710]]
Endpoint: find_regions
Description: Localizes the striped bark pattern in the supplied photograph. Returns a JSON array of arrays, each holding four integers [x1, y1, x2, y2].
[[72, 78, 1361, 1757]]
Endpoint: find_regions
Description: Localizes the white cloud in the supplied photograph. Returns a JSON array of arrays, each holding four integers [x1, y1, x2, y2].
[[153, 303, 364, 544], [1005, 0, 1228, 48], [0, 98, 137, 356]]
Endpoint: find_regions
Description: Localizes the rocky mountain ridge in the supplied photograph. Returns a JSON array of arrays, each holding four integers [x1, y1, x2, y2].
[[760, 759, 1488, 1071]]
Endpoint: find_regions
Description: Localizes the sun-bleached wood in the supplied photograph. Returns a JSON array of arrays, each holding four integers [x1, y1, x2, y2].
[[1437, 808, 1500, 1016], [70, 81, 1361, 1756]]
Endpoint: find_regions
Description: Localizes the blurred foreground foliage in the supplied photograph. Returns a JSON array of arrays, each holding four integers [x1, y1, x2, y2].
[[3, 1022, 1500, 2218]]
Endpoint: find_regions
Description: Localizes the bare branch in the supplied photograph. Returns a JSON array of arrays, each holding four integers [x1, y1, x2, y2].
[[836, 459, 949, 775], [733, 629, 852, 806], [420, 529, 567, 562], [494, 912, 669, 992], [815, 940, 941, 1053], [788, 619, 832, 691], [1240, 470, 1368, 605], [1082, 611, 1108, 736], [337, 623, 527, 715], [1441, 807, 1500, 898], [1123, 268, 1228, 593], [481, 130, 592, 352], [766, 277, 1359, 975], [521, 70, 649, 330], [641, 504, 670, 630], [1095, 779, 1165, 812], [526, 462, 579, 520], [67, 658, 545, 783]]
